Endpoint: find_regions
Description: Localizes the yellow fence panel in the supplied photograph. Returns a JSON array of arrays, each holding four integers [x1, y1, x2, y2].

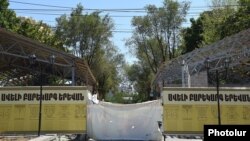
[[162, 87, 250, 134], [0, 86, 88, 134]]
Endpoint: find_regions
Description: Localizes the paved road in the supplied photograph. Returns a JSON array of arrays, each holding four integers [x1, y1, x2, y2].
[[58, 135, 203, 141], [0, 135, 203, 141]]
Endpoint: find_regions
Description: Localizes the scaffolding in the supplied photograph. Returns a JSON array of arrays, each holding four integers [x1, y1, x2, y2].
[[153, 28, 250, 88], [0, 28, 97, 87]]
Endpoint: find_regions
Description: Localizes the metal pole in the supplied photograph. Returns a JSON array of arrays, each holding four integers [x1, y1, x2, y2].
[[216, 70, 221, 125], [72, 64, 75, 86], [181, 60, 185, 87], [38, 67, 43, 136]]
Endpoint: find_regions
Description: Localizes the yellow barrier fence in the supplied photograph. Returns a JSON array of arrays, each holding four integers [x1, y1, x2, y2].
[[0, 86, 87, 134], [162, 87, 250, 134]]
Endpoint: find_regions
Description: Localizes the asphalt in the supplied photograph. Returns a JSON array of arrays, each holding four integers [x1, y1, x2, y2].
[[0, 135, 203, 141]]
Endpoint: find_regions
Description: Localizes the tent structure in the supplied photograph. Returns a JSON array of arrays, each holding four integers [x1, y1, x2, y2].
[[152, 28, 250, 89], [0, 28, 97, 88]]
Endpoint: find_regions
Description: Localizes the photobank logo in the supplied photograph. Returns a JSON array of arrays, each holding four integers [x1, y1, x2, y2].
[[204, 125, 250, 141]]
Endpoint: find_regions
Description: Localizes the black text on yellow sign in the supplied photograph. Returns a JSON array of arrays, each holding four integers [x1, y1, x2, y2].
[[0, 86, 88, 134], [1, 93, 85, 101]]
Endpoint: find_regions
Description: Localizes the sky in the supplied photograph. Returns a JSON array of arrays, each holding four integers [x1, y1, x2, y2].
[[9, 0, 209, 64]]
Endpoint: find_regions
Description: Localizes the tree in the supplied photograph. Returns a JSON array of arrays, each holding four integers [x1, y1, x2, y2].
[[55, 4, 124, 99], [16, 17, 64, 50], [210, 0, 238, 8], [128, 0, 190, 74], [0, 0, 20, 31], [0, 0, 62, 50], [181, 18, 203, 53], [91, 44, 125, 100], [55, 4, 113, 67], [181, 0, 250, 53], [125, 62, 154, 101], [181, 0, 237, 53], [220, 0, 250, 38], [126, 0, 189, 98]]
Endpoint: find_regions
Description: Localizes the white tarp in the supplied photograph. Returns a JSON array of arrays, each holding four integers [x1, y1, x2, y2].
[[87, 100, 163, 140]]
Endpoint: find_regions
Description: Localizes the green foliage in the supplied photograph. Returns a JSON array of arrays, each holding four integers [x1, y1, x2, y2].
[[181, 0, 238, 53], [0, 0, 63, 50], [105, 91, 148, 104], [55, 4, 113, 66], [0, 0, 65, 86], [200, 8, 234, 45], [92, 50, 124, 100], [105, 91, 126, 104], [126, 0, 189, 99], [180, 0, 249, 86], [220, 0, 250, 38], [55, 4, 124, 99], [0, 1, 124, 97], [0, 0, 20, 31], [131, 93, 149, 103], [181, 18, 203, 53], [125, 63, 154, 100], [16, 17, 64, 50], [128, 0, 190, 74]]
